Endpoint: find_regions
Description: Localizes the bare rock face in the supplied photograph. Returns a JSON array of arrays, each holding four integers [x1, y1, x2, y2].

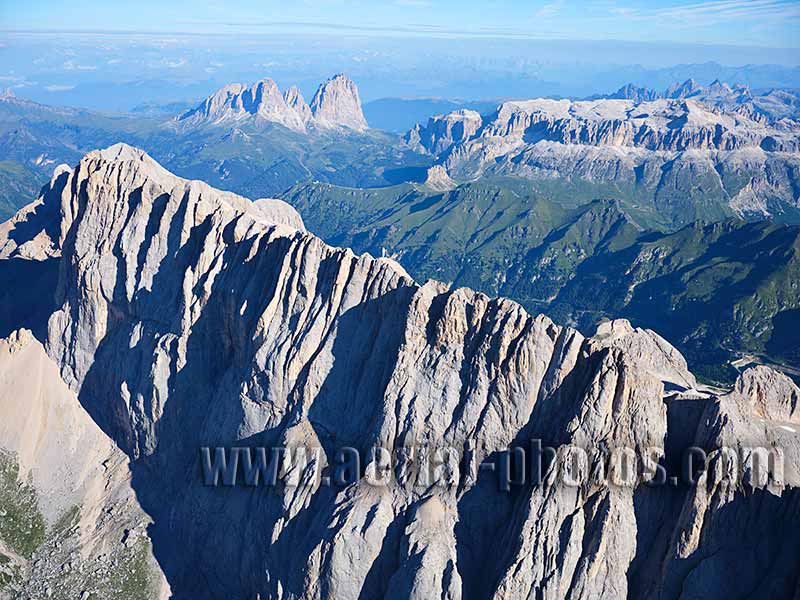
[[422, 165, 456, 191], [414, 98, 799, 156], [1, 144, 799, 599], [176, 79, 307, 133], [405, 109, 483, 154], [283, 85, 313, 125], [175, 74, 368, 134], [732, 365, 800, 423], [309, 74, 368, 131], [252, 198, 306, 230], [601, 78, 799, 122], [0, 329, 171, 599], [407, 98, 800, 219]]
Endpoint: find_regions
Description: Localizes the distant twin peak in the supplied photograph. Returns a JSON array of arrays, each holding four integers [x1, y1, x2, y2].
[[176, 73, 367, 134]]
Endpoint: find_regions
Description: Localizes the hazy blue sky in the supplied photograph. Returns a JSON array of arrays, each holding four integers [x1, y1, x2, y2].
[[2, 0, 799, 47], [1, 1, 798, 110]]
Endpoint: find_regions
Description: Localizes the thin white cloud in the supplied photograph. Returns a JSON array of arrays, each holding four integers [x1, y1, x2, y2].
[[614, 0, 800, 24], [44, 84, 75, 91], [536, 0, 566, 18], [63, 60, 97, 71], [148, 57, 187, 69]]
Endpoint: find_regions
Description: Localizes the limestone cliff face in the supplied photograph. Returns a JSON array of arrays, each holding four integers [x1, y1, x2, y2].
[[1, 145, 799, 599], [405, 109, 483, 155], [413, 98, 799, 155], [176, 79, 308, 133], [0, 330, 171, 599], [407, 98, 800, 219], [283, 85, 313, 125], [176, 74, 368, 134], [309, 74, 369, 132]]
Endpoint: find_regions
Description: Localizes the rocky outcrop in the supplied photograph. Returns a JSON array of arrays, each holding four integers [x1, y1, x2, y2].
[[175, 74, 368, 133], [176, 79, 308, 132], [596, 78, 800, 122], [422, 164, 456, 191], [405, 109, 483, 154], [1, 145, 799, 599], [309, 74, 368, 131], [0, 329, 170, 599], [414, 98, 798, 155], [283, 85, 313, 125], [406, 98, 800, 220], [603, 83, 662, 103]]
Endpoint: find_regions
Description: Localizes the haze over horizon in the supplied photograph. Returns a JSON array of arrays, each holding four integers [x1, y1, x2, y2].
[[3, 0, 800, 47], [0, 1, 798, 111]]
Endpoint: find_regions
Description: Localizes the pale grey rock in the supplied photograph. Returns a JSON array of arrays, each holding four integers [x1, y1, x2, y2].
[[601, 78, 800, 122], [174, 74, 368, 134], [416, 98, 798, 156], [405, 109, 483, 154], [731, 365, 800, 424], [591, 319, 698, 392], [665, 78, 704, 100], [422, 165, 456, 191], [602, 83, 662, 103], [1, 144, 799, 599], [252, 198, 306, 230], [176, 78, 307, 133], [0, 329, 170, 599], [283, 85, 313, 125], [649, 368, 800, 599], [407, 97, 800, 219], [310, 74, 368, 132]]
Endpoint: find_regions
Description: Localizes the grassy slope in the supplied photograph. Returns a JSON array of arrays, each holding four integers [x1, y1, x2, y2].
[[0, 161, 47, 221]]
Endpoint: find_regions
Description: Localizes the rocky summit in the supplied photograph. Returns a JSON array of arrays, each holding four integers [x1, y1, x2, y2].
[[1, 144, 799, 599], [309, 74, 369, 132], [405, 97, 800, 221], [175, 74, 368, 134], [594, 78, 800, 122]]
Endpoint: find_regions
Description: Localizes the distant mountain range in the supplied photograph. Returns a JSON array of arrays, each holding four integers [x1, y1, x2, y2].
[[0, 78, 429, 221], [405, 93, 800, 228], [590, 78, 800, 122], [3, 76, 800, 230], [174, 74, 368, 133]]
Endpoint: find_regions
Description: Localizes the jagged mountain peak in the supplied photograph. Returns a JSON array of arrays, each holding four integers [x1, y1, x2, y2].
[[666, 77, 703, 98], [2, 146, 800, 598], [175, 74, 368, 134], [603, 78, 785, 121], [283, 84, 312, 124], [97, 141, 159, 164], [310, 73, 368, 131], [176, 77, 306, 132]]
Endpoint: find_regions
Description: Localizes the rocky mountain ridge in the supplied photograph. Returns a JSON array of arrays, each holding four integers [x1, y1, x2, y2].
[[405, 97, 800, 222], [593, 78, 800, 122], [407, 97, 798, 154], [283, 179, 800, 382], [175, 74, 368, 133], [1, 145, 799, 598]]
